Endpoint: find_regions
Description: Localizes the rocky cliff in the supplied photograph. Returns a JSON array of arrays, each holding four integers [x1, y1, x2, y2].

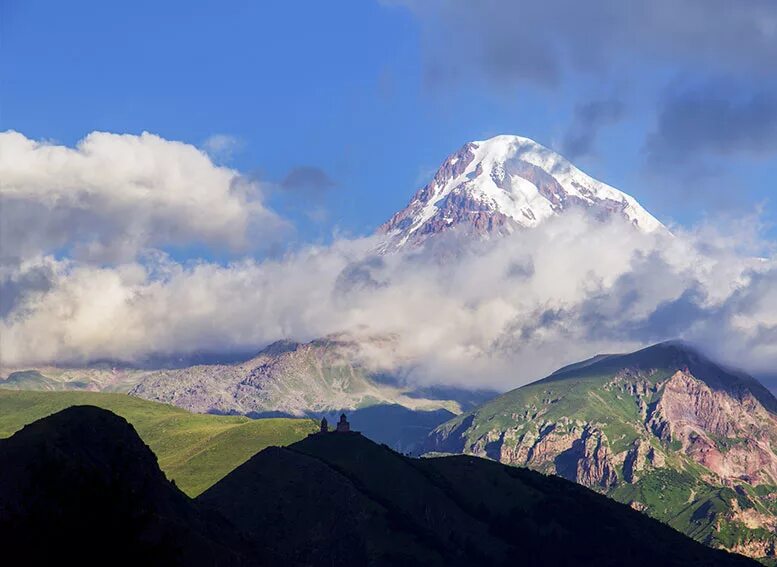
[[426, 342, 777, 561]]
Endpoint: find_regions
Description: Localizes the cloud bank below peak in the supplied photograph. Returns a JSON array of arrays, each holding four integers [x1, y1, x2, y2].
[[1, 129, 777, 392]]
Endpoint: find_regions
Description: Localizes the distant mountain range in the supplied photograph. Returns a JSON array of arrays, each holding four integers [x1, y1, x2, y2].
[[129, 337, 465, 416], [128, 337, 498, 453], [0, 364, 153, 392], [0, 406, 756, 566], [425, 342, 777, 560], [0, 338, 494, 453]]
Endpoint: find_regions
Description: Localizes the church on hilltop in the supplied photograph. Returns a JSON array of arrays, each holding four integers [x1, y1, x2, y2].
[[317, 413, 357, 434]]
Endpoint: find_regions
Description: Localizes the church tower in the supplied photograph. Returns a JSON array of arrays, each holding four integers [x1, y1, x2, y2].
[[335, 413, 350, 433]]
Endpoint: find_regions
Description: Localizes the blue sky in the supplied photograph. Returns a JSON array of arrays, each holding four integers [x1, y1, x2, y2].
[[2, 0, 777, 383], [3, 0, 776, 249]]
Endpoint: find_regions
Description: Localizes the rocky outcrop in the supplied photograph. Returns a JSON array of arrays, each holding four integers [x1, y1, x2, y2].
[[575, 429, 618, 489], [623, 439, 648, 483], [728, 539, 776, 559], [623, 439, 666, 483], [466, 421, 619, 490], [654, 370, 777, 485], [424, 342, 777, 561]]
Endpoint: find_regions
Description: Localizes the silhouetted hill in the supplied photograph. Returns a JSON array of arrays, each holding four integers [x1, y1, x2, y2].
[[0, 389, 317, 496], [0, 407, 758, 566], [0, 406, 252, 565], [201, 430, 757, 566], [198, 444, 443, 565]]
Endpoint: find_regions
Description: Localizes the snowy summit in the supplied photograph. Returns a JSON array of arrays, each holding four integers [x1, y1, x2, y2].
[[378, 134, 664, 250]]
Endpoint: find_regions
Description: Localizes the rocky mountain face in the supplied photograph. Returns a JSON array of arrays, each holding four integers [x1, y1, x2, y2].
[[126, 337, 494, 452], [129, 337, 464, 416], [425, 342, 777, 562], [378, 134, 664, 250]]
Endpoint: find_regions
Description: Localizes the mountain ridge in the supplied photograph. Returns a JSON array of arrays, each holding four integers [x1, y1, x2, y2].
[[128, 336, 470, 416], [425, 341, 777, 561], [378, 134, 664, 250], [0, 389, 317, 496]]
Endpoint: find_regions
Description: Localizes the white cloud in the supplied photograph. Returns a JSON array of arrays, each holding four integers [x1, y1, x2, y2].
[[201, 133, 242, 163], [2, 130, 776, 390], [2, 209, 776, 389], [0, 130, 286, 263]]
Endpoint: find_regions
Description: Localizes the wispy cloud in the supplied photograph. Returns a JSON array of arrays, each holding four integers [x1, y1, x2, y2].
[[201, 133, 242, 163], [562, 99, 625, 159], [281, 165, 336, 196], [646, 81, 777, 166], [395, 0, 777, 90]]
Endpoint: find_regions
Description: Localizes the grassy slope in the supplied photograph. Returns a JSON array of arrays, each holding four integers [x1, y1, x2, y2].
[[0, 389, 317, 496], [432, 344, 777, 559]]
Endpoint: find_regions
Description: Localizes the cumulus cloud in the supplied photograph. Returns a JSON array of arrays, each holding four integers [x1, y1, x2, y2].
[[2, 207, 776, 390], [0, 131, 286, 263]]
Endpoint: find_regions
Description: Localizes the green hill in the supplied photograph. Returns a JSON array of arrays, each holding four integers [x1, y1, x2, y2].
[[0, 389, 317, 496], [426, 342, 777, 562]]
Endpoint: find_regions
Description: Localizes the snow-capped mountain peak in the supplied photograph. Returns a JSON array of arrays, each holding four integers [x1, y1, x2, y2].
[[378, 134, 664, 249]]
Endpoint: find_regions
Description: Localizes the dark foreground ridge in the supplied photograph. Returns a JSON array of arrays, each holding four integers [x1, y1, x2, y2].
[[0, 406, 252, 565], [0, 406, 758, 566], [202, 431, 757, 566]]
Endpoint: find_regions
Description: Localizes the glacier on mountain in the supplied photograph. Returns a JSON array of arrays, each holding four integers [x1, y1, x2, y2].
[[379, 134, 664, 250]]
